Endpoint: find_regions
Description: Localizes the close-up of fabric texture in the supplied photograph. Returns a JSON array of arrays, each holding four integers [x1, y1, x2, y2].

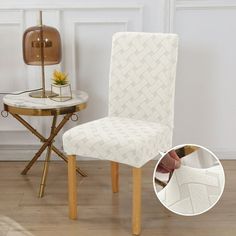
[[156, 164, 225, 215]]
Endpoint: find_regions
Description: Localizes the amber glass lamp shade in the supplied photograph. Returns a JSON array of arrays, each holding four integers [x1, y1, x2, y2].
[[23, 25, 61, 65]]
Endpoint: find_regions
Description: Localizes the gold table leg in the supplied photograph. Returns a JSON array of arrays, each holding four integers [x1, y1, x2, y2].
[[11, 113, 87, 177], [21, 113, 73, 174], [38, 115, 57, 198], [52, 147, 87, 177], [9, 113, 88, 197]]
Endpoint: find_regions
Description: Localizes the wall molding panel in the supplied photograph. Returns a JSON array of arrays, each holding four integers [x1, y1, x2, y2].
[[172, 0, 236, 159], [0, 3, 144, 11], [71, 19, 129, 88], [164, 0, 175, 33], [176, 1, 236, 10], [0, 10, 28, 134]]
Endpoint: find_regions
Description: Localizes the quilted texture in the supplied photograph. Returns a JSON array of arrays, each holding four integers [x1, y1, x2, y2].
[[109, 32, 178, 129], [63, 117, 171, 168], [63, 32, 179, 167], [156, 165, 225, 215]]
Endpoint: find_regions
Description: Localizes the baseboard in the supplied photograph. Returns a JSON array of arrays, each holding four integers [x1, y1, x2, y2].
[[214, 150, 236, 160], [0, 145, 235, 161], [0, 145, 95, 161]]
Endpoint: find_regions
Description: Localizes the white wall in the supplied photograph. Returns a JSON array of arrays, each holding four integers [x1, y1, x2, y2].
[[172, 0, 236, 159], [0, 0, 234, 160]]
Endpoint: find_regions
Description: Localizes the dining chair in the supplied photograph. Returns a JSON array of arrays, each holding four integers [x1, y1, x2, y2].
[[63, 32, 179, 235]]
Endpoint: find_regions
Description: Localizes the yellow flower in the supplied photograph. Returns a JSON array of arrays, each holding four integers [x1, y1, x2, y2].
[[52, 70, 69, 85]]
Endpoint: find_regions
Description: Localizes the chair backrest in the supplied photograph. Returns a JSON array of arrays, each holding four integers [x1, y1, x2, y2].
[[108, 32, 178, 129]]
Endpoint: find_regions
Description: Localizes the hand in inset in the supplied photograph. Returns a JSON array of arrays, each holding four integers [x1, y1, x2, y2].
[[157, 150, 181, 173]]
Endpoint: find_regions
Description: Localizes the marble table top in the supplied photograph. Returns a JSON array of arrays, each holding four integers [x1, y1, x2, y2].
[[3, 90, 88, 110]]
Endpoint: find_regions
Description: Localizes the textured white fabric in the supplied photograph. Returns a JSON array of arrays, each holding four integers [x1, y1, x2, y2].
[[63, 32, 178, 167], [156, 165, 224, 215], [109, 32, 178, 129], [180, 149, 218, 168], [63, 117, 171, 168]]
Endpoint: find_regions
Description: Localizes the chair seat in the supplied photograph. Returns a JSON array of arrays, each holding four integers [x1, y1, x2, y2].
[[63, 116, 172, 168]]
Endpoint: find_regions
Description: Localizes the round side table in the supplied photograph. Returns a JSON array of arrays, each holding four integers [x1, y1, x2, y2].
[[3, 90, 88, 197]]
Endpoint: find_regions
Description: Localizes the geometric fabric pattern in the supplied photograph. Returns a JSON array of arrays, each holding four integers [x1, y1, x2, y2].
[[63, 32, 179, 167], [156, 165, 225, 215], [109, 32, 178, 129], [63, 117, 171, 168]]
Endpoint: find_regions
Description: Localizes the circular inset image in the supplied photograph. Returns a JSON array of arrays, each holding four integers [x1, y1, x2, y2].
[[153, 144, 225, 216]]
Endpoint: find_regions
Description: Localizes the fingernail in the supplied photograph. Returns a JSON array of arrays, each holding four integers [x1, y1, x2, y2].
[[175, 160, 181, 169]]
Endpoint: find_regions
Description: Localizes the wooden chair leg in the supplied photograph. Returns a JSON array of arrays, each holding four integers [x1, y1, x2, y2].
[[68, 155, 78, 220], [111, 161, 119, 193], [132, 167, 142, 235]]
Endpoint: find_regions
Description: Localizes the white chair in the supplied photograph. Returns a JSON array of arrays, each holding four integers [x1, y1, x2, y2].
[[63, 32, 178, 235]]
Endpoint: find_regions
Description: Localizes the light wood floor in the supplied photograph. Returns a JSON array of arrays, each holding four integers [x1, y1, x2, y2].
[[0, 160, 235, 236]]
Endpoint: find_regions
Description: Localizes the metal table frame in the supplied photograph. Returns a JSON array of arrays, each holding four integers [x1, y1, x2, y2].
[[4, 103, 88, 198]]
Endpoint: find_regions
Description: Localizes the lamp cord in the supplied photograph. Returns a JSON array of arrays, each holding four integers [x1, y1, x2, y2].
[[0, 87, 43, 118], [0, 87, 43, 95]]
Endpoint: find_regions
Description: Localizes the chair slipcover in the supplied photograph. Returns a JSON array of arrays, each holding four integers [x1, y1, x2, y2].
[[63, 32, 178, 168]]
